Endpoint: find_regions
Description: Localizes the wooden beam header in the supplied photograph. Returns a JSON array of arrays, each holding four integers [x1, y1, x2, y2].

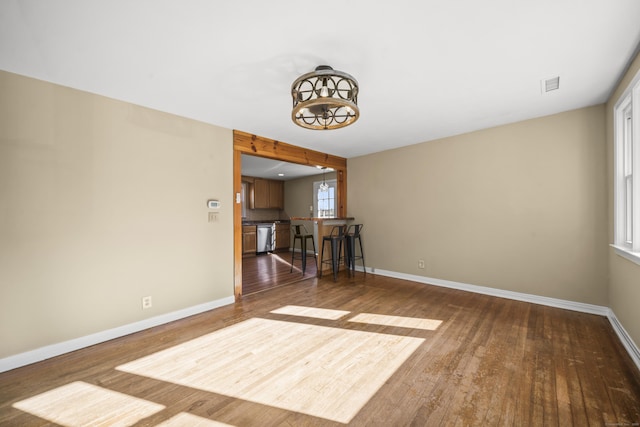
[[233, 130, 347, 170]]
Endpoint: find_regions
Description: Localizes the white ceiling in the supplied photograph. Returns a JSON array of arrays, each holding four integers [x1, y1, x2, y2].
[[242, 154, 327, 181], [2, 1, 640, 160]]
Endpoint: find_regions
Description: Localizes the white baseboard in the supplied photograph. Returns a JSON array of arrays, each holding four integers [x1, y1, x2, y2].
[[371, 268, 610, 314], [607, 310, 640, 371], [370, 268, 640, 372], [0, 296, 235, 374]]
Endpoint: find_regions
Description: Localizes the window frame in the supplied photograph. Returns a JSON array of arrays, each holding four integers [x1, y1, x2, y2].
[[241, 181, 248, 219], [313, 178, 337, 218], [612, 69, 640, 265]]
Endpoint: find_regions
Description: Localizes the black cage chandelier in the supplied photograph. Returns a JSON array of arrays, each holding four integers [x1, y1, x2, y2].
[[291, 65, 359, 130]]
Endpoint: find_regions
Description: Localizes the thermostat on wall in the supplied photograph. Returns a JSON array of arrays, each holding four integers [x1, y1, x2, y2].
[[207, 200, 221, 209]]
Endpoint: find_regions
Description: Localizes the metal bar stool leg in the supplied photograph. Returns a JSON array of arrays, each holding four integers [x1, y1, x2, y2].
[[290, 235, 298, 272], [357, 234, 365, 274], [331, 238, 340, 281], [320, 225, 346, 281], [301, 238, 307, 275], [345, 234, 354, 274], [346, 224, 365, 275], [310, 236, 318, 270], [319, 238, 326, 278]]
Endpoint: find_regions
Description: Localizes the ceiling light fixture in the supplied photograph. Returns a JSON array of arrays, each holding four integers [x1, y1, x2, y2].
[[291, 65, 359, 130]]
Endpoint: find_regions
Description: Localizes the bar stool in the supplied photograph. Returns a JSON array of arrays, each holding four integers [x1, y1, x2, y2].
[[290, 224, 317, 275], [319, 225, 347, 281], [345, 224, 366, 275]]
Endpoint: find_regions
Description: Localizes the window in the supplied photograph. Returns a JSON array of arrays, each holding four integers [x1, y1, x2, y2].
[[241, 182, 248, 218], [613, 69, 640, 264], [314, 179, 337, 218]]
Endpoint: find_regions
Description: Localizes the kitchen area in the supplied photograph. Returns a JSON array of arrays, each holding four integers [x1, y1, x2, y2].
[[241, 176, 291, 257], [232, 131, 352, 298], [240, 155, 313, 294], [240, 154, 343, 294]]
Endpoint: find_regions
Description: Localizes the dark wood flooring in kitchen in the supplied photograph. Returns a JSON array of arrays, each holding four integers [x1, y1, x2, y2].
[[242, 250, 318, 295]]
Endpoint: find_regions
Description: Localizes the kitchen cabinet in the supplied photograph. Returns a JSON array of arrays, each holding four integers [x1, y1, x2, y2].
[[252, 178, 270, 209], [249, 178, 284, 209], [242, 225, 257, 256], [269, 180, 284, 209], [275, 223, 290, 251]]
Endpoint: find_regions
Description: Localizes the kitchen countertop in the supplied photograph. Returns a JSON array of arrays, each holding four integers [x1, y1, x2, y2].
[[242, 219, 291, 225], [289, 217, 354, 221]]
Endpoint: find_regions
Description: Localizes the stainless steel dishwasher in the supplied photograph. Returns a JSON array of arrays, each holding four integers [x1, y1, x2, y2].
[[256, 223, 275, 254]]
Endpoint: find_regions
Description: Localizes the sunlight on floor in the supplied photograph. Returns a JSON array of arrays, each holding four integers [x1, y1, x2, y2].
[[13, 381, 165, 427], [348, 313, 443, 330], [116, 317, 425, 423], [156, 412, 235, 426], [12, 307, 439, 425], [274, 253, 297, 267], [270, 305, 350, 320]]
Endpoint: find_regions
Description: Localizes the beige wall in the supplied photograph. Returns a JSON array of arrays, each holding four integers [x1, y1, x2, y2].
[[348, 105, 608, 305], [284, 171, 337, 219], [0, 71, 234, 358], [607, 52, 640, 347], [4, 54, 639, 363]]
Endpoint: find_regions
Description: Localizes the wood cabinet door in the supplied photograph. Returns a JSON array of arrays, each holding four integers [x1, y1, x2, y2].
[[242, 226, 257, 255], [253, 179, 270, 209], [269, 180, 284, 209], [275, 224, 290, 250], [248, 178, 284, 210]]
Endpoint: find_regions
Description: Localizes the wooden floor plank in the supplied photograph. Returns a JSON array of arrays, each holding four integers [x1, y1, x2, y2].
[[242, 251, 318, 296], [1, 273, 639, 426]]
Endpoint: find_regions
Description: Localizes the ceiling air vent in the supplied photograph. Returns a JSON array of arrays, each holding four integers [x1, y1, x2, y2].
[[541, 76, 560, 93]]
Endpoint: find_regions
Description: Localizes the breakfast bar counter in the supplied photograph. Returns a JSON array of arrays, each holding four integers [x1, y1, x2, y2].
[[289, 217, 355, 275], [289, 217, 354, 239]]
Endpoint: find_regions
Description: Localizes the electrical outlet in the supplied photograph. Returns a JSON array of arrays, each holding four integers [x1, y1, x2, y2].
[[418, 259, 425, 269], [208, 212, 218, 222], [142, 296, 152, 309]]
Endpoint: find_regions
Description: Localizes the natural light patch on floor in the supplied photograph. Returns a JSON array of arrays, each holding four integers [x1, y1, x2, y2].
[[12, 381, 165, 427], [270, 305, 350, 320], [156, 412, 235, 426], [348, 313, 443, 330], [117, 317, 424, 423]]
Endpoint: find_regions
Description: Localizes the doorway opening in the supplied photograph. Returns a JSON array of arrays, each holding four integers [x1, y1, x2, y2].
[[233, 130, 347, 300], [241, 155, 325, 295]]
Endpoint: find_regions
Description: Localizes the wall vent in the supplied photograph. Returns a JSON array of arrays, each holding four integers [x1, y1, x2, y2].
[[541, 76, 560, 93]]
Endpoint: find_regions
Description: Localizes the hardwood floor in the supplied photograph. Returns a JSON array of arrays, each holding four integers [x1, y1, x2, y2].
[[242, 250, 318, 295], [1, 273, 639, 426]]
